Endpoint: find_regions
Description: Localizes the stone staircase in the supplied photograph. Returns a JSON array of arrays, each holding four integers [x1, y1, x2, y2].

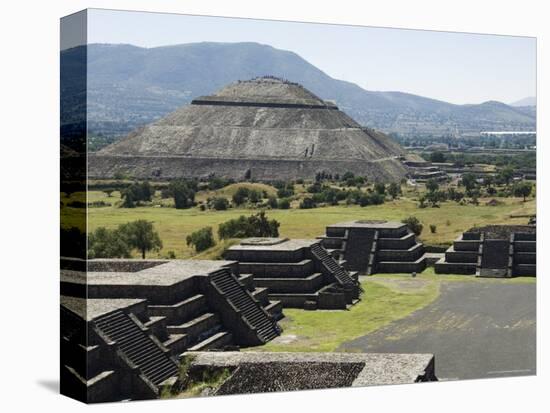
[[94, 311, 178, 386], [210, 268, 279, 343], [148, 294, 233, 352], [310, 243, 355, 286]]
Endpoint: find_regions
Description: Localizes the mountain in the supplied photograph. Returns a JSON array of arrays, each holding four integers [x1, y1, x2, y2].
[[61, 42, 536, 144], [510, 96, 536, 107]]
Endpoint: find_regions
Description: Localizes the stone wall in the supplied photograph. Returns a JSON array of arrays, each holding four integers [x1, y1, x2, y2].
[[88, 155, 407, 182]]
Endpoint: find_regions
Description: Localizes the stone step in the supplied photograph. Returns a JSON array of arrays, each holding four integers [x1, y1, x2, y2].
[[376, 256, 427, 273], [254, 273, 323, 293], [264, 300, 284, 320], [187, 331, 233, 351], [148, 294, 207, 323], [434, 258, 477, 275], [239, 259, 315, 277]]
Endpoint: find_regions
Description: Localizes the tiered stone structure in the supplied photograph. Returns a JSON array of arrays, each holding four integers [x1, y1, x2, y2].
[[318, 220, 427, 274], [401, 158, 448, 182], [224, 238, 360, 309], [61, 297, 179, 402], [89, 77, 408, 182], [434, 225, 536, 277], [61, 259, 283, 402]]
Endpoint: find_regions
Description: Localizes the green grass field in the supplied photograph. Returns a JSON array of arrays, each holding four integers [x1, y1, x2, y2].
[[253, 273, 440, 352], [62, 188, 535, 259]]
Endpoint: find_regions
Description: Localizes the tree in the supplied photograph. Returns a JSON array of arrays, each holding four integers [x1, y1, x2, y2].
[[121, 182, 153, 207], [186, 227, 215, 252], [426, 179, 439, 193], [498, 166, 515, 186], [461, 173, 478, 197], [374, 182, 386, 195], [211, 197, 229, 210], [267, 196, 278, 209], [170, 180, 196, 209], [299, 197, 317, 209], [513, 182, 533, 202], [119, 220, 162, 259], [278, 198, 291, 209], [430, 152, 446, 163], [88, 227, 131, 259], [218, 212, 280, 239], [483, 175, 495, 188], [232, 187, 250, 205], [388, 182, 401, 199], [402, 216, 423, 236]]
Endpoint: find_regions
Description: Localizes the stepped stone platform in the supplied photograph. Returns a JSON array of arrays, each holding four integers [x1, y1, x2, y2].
[[224, 238, 361, 309], [61, 296, 178, 403], [186, 351, 436, 395], [61, 259, 284, 402], [434, 225, 536, 278], [402, 159, 448, 182], [318, 220, 427, 275], [89, 77, 408, 182]]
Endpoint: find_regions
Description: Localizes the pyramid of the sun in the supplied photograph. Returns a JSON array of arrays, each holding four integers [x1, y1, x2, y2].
[[89, 77, 408, 181]]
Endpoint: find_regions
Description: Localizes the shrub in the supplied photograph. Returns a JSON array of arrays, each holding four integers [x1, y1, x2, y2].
[[211, 197, 229, 211], [274, 181, 295, 198], [186, 227, 215, 252], [278, 198, 291, 209], [388, 182, 401, 199], [429, 224, 437, 234], [218, 212, 280, 239], [299, 197, 317, 209], [267, 196, 278, 209], [232, 187, 250, 205], [402, 216, 423, 236], [88, 227, 132, 259], [120, 181, 153, 208], [169, 180, 196, 209], [374, 182, 386, 195], [208, 177, 233, 190]]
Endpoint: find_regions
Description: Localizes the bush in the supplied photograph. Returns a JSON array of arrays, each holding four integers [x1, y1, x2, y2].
[[211, 197, 229, 211], [278, 198, 291, 209], [374, 182, 386, 195], [232, 187, 250, 205], [388, 182, 401, 199], [358, 192, 385, 207], [402, 216, 423, 236], [232, 187, 262, 205], [208, 177, 233, 190], [267, 196, 278, 209], [299, 197, 317, 209], [120, 181, 153, 208], [274, 181, 295, 198], [88, 227, 132, 259], [429, 224, 437, 234], [169, 180, 196, 209], [218, 212, 280, 239], [186, 227, 215, 252]]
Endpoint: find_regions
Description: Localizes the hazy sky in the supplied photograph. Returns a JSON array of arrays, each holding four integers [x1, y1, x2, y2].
[[86, 9, 536, 105]]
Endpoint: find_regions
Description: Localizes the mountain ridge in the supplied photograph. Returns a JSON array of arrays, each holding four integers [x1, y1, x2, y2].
[[61, 42, 535, 143]]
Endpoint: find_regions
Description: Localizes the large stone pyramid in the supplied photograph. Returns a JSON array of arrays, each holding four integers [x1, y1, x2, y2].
[[89, 77, 408, 181]]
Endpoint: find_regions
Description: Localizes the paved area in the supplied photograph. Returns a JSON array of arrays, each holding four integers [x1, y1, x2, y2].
[[339, 281, 536, 380]]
